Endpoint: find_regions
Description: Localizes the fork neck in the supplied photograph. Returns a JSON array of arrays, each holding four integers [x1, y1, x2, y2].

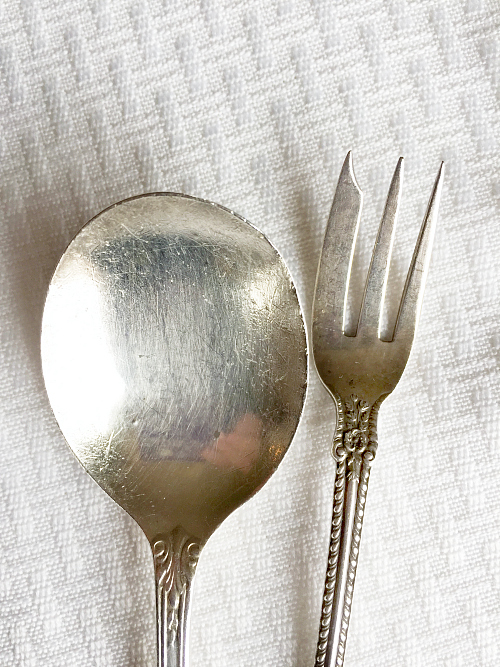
[[332, 394, 381, 475]]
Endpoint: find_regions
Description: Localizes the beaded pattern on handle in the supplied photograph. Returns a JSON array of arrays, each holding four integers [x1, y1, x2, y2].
[[315, 396, 379, 667]]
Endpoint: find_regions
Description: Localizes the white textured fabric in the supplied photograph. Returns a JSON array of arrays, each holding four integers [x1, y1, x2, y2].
[[1, 1, 499, 665]]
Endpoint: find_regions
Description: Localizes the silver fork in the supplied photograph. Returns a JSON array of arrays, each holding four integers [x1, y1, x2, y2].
[[312, 152, 444, 667]]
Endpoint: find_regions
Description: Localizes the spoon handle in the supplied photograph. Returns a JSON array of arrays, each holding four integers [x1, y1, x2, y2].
[[152, 530, 201, 667]]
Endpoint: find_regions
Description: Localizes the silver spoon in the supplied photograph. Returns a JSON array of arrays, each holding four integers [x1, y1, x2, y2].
[[41, 193, 307, 667]]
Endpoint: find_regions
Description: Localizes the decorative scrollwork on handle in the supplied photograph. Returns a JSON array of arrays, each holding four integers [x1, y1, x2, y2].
[[153, 530, 200, 591], [332, 394, 378, 480], [153, 527, 201, 660]]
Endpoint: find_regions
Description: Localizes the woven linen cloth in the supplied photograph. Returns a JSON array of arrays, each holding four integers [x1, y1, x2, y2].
[[0, 1, 499, 665]]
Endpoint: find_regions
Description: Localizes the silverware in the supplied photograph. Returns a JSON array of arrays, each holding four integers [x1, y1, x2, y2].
[[312, 153, 444, 666], [41, 193, 307, 667]]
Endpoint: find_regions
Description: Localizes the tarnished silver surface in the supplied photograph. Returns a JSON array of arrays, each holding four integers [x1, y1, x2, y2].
[[41, 193, 307, 667], [312, 154, 444, 667]]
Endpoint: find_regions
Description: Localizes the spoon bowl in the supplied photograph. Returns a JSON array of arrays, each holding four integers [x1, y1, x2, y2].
[[41, 193, 307, 666]]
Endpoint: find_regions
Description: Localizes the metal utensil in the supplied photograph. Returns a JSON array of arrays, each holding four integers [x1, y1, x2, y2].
[[312, 153, 444, 666], [41, 193, 307, 667]]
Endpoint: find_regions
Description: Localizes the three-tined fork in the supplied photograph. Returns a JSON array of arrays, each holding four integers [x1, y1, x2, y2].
[[312, 153, 444, 667]]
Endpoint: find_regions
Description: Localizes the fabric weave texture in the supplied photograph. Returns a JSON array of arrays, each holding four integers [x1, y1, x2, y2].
[[0, 1, 499, 665]]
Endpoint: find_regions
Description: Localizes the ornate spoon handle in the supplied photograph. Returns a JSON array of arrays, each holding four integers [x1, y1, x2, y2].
[[152, 529, 202, 667], [315, 396, 379, 667]]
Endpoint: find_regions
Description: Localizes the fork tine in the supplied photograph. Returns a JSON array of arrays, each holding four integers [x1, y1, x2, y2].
[[391, 162, 444, 343], [314, 152, 363, 337], [356, 157, 404, 338]]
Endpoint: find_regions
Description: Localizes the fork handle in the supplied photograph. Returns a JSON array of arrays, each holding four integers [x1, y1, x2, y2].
[[315, 457, 371, 667], [315, 396, 377, 667]]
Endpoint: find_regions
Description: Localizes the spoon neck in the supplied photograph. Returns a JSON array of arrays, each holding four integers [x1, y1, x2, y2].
[[152, 528, 202, 667]]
